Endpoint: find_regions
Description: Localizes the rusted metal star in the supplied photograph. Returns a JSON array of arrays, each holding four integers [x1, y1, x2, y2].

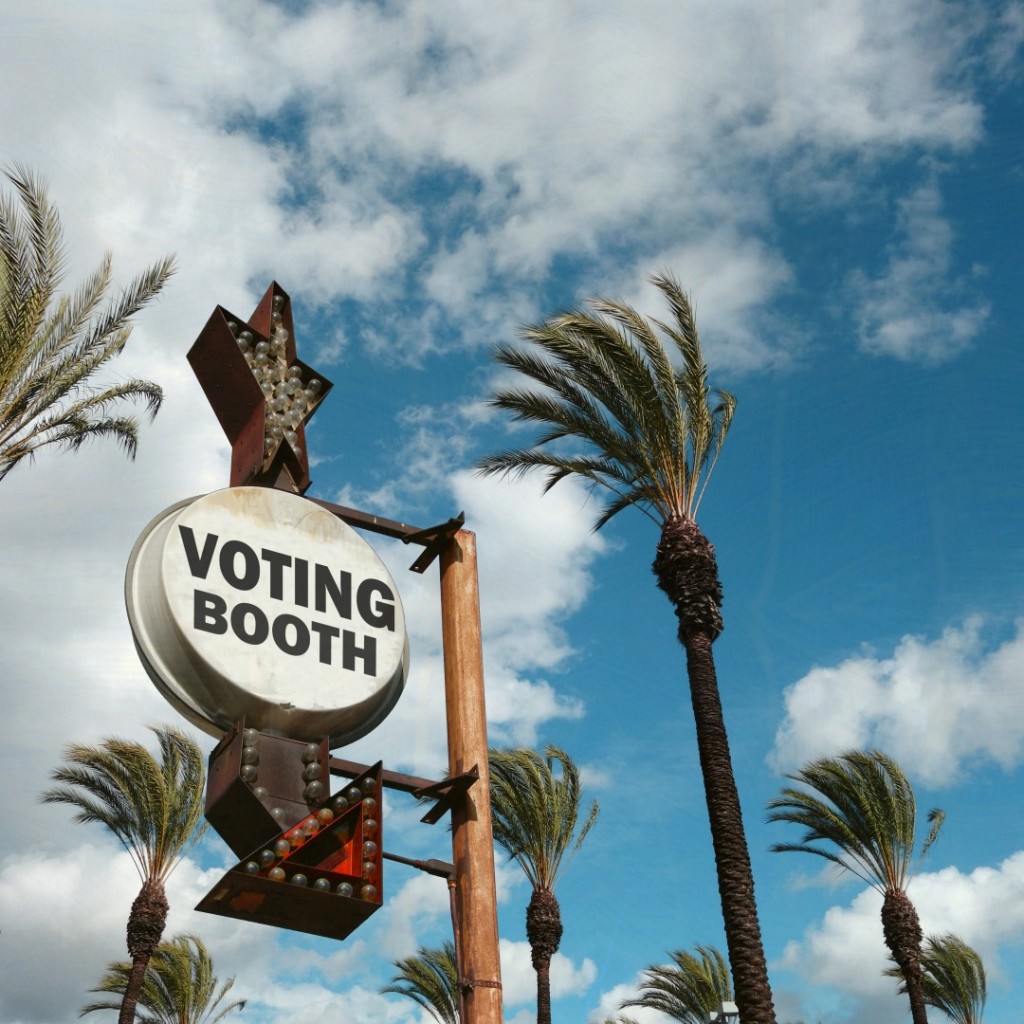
[[188, 282, 333, 494]]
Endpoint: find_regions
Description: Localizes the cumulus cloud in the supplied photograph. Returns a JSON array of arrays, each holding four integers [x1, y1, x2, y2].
[[849, 182, 989, 363], [779, 853, 1024, 1020], [770, 616, 1024, 784], [499, 938, 598, 1008]]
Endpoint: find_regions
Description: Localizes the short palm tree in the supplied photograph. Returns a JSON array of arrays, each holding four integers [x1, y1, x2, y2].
[[0, 165, 173, 481], [478, 273, 776, 1024], [767, 749, 944, 1024], [381, 941, 460, 1024], [885, 933, 986, 1024], [488, 745, 599, 1024], [81, 933, 245, 1024], [622, 944, 732, 1024], [42, 726, 208, 1024]]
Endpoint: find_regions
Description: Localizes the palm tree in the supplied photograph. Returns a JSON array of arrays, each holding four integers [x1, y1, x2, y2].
[[81, 933, 245, 1024], [42, 725, 208, 1024], [382, 942, 460, 1024], [767, 749, 944, 1024], [621, 945, 732, 1024], [0, 165, 173, 481], [477, 273, 776, 1023], [488, 745, 599, 1024], [885, 933, 986, 1024]]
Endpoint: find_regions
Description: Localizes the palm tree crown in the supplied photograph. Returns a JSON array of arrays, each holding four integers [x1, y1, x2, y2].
[[886, 933, 987, 1024], [42, 725, 208, 1024], [767, 750, 944, 1024], [478, 275, 777, 1024], [478, 271, 734, 533], [0, 165, 173, 481], [622, 944, 732, 1024], [81, 933, 245, 1024], [382, 942, 460, 1024], [489, 745, 598, 1024]]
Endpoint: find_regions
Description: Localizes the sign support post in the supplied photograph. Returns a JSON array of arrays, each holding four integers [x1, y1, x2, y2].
[[440, 530, 502, 1024]]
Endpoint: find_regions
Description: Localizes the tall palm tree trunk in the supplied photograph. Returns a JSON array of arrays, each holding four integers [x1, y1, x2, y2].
[[119, 877, 169, 1024], [655, 515, 776, 1024], [526, 887, 563, 1024], [685, 634, 774, 1024], [883, 889, 929, 1024]]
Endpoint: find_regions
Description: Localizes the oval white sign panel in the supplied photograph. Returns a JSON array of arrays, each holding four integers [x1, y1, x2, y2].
[[125, 487, 408, 747]]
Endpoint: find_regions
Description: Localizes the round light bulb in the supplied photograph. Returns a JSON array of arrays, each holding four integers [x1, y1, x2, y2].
[[301, 744, 320, 764], [269, 866, 286, 881], [289, 873, 308, 887], [337, 881, 354, 897], [360, 884, 377, 901]]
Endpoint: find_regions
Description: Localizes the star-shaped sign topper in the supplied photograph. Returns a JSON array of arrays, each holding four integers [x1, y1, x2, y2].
[[188, 283, 333, 494]]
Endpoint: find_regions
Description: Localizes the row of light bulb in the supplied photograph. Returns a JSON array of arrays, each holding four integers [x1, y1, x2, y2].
[[238, 730, 381, 900], [227, 295, 324, 463]]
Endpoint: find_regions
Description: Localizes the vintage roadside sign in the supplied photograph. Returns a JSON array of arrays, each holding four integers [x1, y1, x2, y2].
[[125, 485, 409, 747]]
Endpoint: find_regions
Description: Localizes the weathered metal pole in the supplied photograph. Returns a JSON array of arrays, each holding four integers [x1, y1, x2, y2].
[[439, 529, 503, 1024]]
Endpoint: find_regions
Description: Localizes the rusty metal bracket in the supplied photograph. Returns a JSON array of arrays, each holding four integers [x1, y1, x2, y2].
[[403, 512, 466, 573], [414, 766, 480, 825], [461, 979, 503, 993]]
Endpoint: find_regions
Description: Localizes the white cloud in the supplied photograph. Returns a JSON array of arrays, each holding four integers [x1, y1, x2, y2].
[[780, 852, 1024, 1019], [770, 616, 1024, 785], [849, 182, 989, 362], [499, 938, 597, 1008]]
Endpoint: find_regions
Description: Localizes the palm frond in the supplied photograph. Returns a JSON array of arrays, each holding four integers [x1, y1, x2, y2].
[[622, 944, 732, 1024], [381, 942, 460, 1024], [42, 725, 207, 884], [767, 750, 930, 895], [478, 273, 733, 529], [884, 933, 986, 1024], [81, 933, 245, 1024], [0, 166, 172, 481], [489, 745, 599, 891]]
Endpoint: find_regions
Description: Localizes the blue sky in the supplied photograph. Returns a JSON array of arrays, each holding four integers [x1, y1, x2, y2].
[[1, 2, 1022, 1023]]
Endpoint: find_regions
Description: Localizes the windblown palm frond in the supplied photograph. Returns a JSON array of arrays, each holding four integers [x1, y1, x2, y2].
[[767, 750, 944, 894], [381, 942, 460, 1024], [478, 271, 734, 530], [81, 933, 245, 1024], [622, 945, 732, 1024], [42, 725, 208, 883], [0, 165, 173, 481], [488, 745, 599, 890], [886, 934, 987, 1024]]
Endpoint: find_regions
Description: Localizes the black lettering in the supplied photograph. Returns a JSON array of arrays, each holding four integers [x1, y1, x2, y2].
[[261, 548, 291, 600], [273, 614, 310, 656], [315, 564, 352, 619], [342, 631, 377, 675], [310, 621, 340, 665], [179, 526, 218, 579], [357, 579, 395, 631], [193, 590, 228, 633], [231, 603, 268, 645], [220, 540, 259, 591], [294, 557, 309, 608]]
